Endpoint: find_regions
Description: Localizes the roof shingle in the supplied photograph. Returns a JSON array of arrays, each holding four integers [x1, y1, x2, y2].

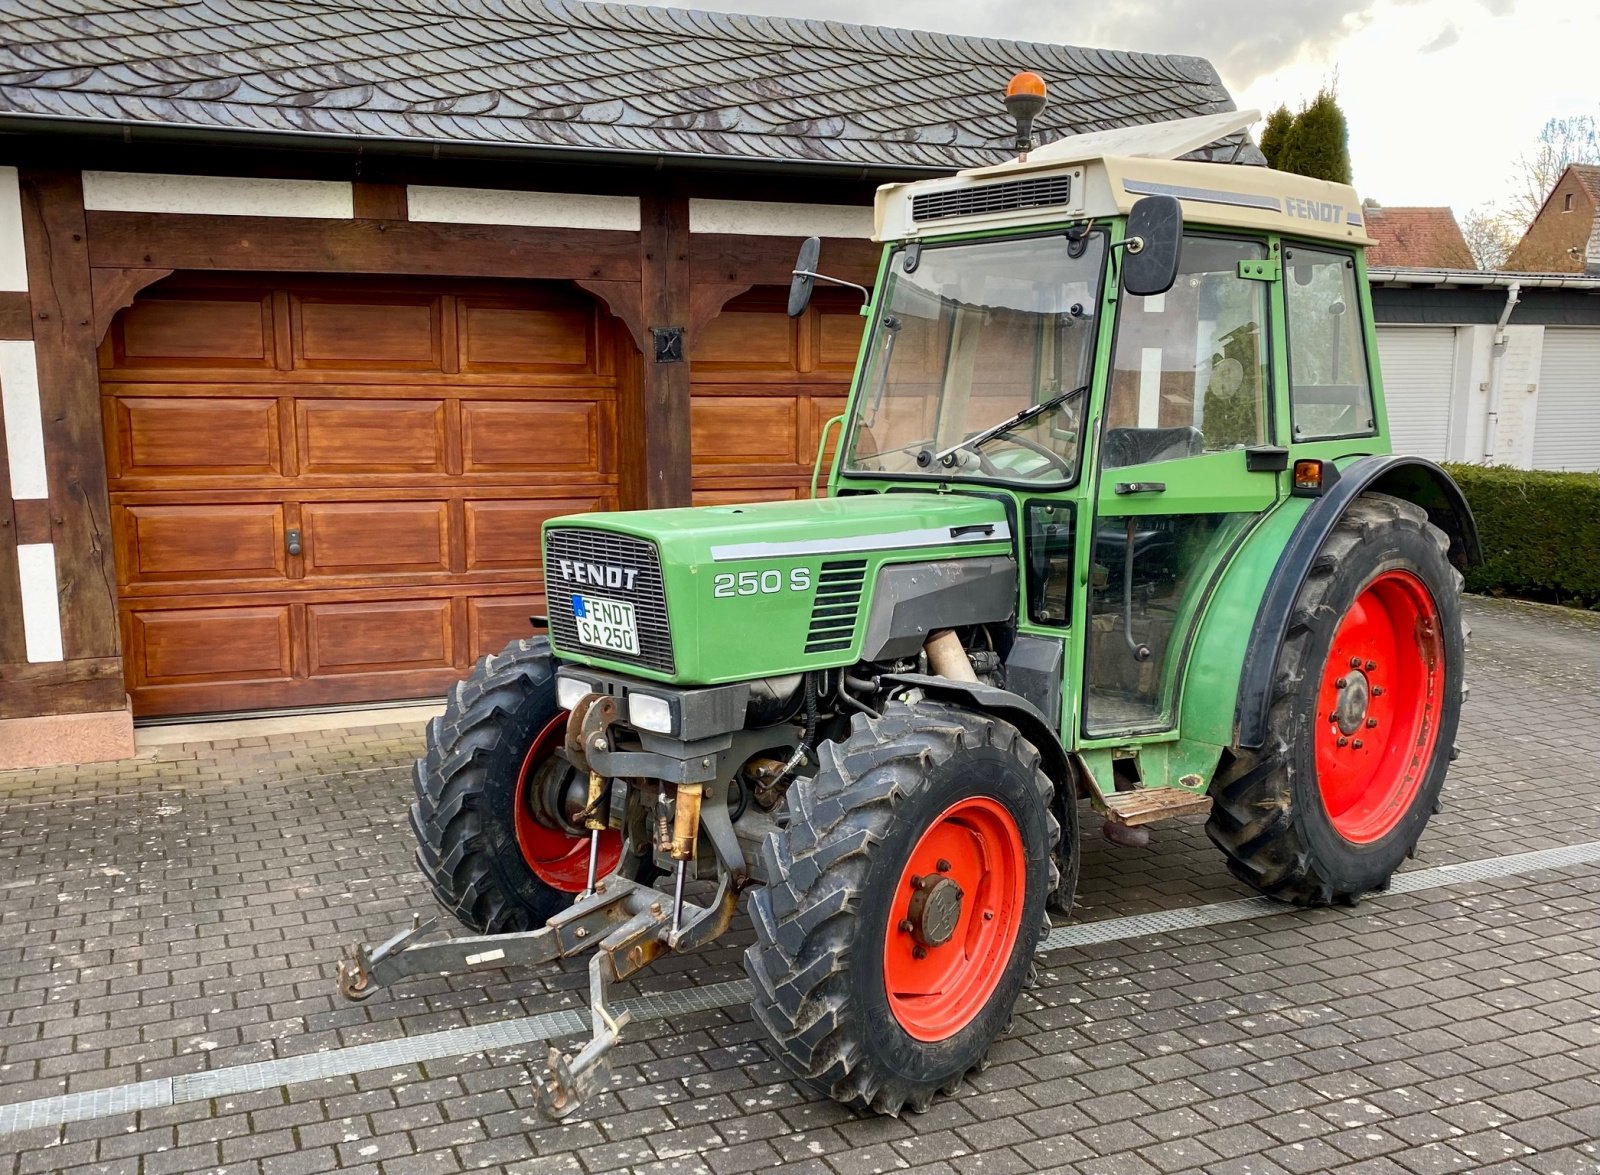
[[0, 0, 1259, 172], [1362, 205, 1476, 269]]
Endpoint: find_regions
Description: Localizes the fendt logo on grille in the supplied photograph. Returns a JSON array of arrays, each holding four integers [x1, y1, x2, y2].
[[555, 558, 639, 591]]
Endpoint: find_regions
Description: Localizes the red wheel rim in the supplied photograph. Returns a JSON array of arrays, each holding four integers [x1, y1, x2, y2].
[[1315, 569, 1445, 844], [513, 713, 623, 893], [883, 796, 1026, 1042]]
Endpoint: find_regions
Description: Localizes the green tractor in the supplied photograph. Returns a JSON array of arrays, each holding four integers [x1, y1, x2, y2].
[[339, 89, 1475, 1119]]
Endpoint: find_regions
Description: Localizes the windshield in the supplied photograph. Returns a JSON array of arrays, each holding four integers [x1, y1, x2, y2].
[[843, 231, 1106, 485]]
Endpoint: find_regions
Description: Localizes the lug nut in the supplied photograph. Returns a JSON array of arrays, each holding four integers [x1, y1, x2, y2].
[[1372, 686, 1384, 697], [1366, 660, 1377, 671], [1350, 657, 1361, 668], [912, 945, 927, 960], [909, 875, 922, 888], [936, 859, 952, 873], [983, 910, 994, 921], [1336, 677, 1347, 689], [1366, 718, 1378, 728], [899, 919, 914, 933], [1353, 739, 1364, 749], [1337, 737, 1348, 747]]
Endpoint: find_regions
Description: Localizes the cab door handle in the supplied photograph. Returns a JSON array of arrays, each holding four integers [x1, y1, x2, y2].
[[1113, 481, 1166, 495]]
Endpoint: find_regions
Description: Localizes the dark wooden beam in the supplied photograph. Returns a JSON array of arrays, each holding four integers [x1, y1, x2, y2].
[[86, 212, 641, 282], [0, 291, 31, 340], [19, 169, 122, 663], [0, 657, 126, 719], [11, 499, 52, 545], [573, 279, 645, 351], [352, 182, 409, 220], [90, 267, 174, 340], [637, 187, 693, 509], [690, 233, 880, 291]]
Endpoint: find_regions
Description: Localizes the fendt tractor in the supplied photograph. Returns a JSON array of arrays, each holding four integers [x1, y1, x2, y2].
[[339, 77, 1476, 1118]]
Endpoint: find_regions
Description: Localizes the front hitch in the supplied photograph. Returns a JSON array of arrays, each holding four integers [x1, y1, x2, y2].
[[336, 868, 739, 1118]]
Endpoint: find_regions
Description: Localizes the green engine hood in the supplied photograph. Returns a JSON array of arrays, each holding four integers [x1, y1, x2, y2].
[[542, 493, 1014, 684]]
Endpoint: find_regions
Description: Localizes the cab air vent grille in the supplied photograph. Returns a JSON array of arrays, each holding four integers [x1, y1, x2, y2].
[[911, 175, 1072, 223], [805, 559, 869, 654]]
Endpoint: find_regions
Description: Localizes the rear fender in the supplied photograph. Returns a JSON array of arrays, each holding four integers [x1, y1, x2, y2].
[[1231, 455, 1479, 750]]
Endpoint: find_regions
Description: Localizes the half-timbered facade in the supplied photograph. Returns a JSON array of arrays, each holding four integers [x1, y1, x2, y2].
[[0, 0, 1250, 764]]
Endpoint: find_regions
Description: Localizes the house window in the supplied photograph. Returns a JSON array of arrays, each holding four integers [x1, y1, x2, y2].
[[1285, 246, 1376, 441], [1564, 192, 1575, 212]]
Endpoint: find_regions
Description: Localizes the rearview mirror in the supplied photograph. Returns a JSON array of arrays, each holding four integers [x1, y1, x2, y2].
[[1121, 195, 1183, 298], [788, 236, 822, 317]]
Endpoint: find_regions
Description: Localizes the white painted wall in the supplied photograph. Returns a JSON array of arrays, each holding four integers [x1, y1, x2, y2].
[[407, 186, 640, 231], [0, 166, 27, 291], [688, 199, 874, 238], [82, 171, 354, 218]]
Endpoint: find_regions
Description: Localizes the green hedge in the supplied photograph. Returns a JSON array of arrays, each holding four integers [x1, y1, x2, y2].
[[1441, 463, 1600, 608]]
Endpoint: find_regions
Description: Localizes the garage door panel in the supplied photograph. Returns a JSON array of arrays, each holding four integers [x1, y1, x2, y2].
[[130, 605, 292, 685], [117, 294, 273, 368], [293, 295, 442, 370], [120, 503, 285, 584], [461, 400, 606, 472], [297, 399, 446, 473], [1535, 330, 1600, 471], [306, 599, 454, 674], [817, 310, 865, 369], [301, 501, 449, 576], [113, 395, 280, 477], [465, 497, 607, 570], [1377, 326, 1455, 461], [460, 301, 594, 370], [468, 595, 547, 661], [697, 310, 795, 371], [692, 396, 800, 468], [692, 485, 802, 506]]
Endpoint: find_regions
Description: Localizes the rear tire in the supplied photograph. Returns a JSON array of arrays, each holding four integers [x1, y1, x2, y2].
[[1207, 494, 1465, 905], [745, 702, 1058, 1114], [411, 637, 629, 934]]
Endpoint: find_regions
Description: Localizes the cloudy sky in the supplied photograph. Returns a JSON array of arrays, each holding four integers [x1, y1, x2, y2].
[[665, 0, 1597, 218]]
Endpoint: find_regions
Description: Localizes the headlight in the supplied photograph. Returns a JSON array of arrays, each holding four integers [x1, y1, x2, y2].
[[627, 692, 674, 734], [555, 677, 590, 711]]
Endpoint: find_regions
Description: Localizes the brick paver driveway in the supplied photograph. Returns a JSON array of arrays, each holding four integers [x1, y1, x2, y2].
[[2, 596, 1597, 1175]]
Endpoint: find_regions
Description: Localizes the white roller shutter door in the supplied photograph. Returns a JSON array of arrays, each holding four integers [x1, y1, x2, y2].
[[1377, 326, 1456, 461], [1534, 330, 1600, 472]]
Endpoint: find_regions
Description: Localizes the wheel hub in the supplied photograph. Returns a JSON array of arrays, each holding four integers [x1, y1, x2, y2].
[[1332, 667, 1371, 736], [906, 874, 964, 948]]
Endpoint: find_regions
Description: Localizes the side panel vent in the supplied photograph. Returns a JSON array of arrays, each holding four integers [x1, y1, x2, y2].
[[805, 559, 869, 654], [911, 175, 1073, 223]]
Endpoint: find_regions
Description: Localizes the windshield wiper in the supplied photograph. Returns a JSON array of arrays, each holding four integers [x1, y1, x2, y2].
[[924, 382, 1089, 468]]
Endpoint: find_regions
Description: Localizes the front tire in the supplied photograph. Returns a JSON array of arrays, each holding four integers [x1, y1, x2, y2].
[[1207, 494, 1466, 905], [411, 637, 627, 934], [745, 702, 1058, 1114]]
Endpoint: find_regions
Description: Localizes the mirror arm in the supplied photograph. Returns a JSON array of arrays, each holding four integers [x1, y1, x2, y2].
[[793, 269, 871, 308]]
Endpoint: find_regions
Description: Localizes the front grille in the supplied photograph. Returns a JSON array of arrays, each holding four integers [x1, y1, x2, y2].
[[805, 560, 868, 654], [544, 528, 674, 674], [911, 175, 1074, 223]]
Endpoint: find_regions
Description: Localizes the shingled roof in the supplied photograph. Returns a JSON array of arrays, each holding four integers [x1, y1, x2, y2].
[[0, 0, 1257, 174], [1362, 205, 1476, 269]]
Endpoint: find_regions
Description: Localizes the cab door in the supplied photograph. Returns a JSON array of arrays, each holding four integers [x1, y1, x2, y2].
[[1082, 234, 1281, 737]]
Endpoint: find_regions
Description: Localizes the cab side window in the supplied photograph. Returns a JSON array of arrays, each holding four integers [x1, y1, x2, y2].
[[1103, 235, 1270, 468], [1285, 246, 1376, 440]]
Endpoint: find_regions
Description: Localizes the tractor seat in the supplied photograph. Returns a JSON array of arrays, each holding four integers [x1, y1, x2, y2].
[[1102, 426, 1204, 469]]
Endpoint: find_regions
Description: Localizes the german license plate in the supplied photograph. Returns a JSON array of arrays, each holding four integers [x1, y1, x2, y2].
[[571, 594, 639, 655]]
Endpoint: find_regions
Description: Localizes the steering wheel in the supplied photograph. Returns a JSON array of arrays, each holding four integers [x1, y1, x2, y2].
[[976, 434, 1074, 479]]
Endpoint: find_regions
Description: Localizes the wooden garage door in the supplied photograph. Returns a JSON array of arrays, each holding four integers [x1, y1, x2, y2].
[[101, 275, 619, 716], [691, 288, 864, 504]]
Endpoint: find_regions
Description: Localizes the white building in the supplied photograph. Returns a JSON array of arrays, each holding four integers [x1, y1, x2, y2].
[[1371, 269, 1600, 472]]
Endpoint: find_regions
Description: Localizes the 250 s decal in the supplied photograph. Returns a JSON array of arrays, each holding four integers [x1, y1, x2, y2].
[[712, 567, 813, 598]]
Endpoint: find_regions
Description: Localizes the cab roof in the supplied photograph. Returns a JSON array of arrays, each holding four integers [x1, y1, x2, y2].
[[873, 110, 1373, 248]]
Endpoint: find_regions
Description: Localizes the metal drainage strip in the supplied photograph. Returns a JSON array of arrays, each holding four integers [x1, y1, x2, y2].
[[4, 839, 1600, 1137]]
